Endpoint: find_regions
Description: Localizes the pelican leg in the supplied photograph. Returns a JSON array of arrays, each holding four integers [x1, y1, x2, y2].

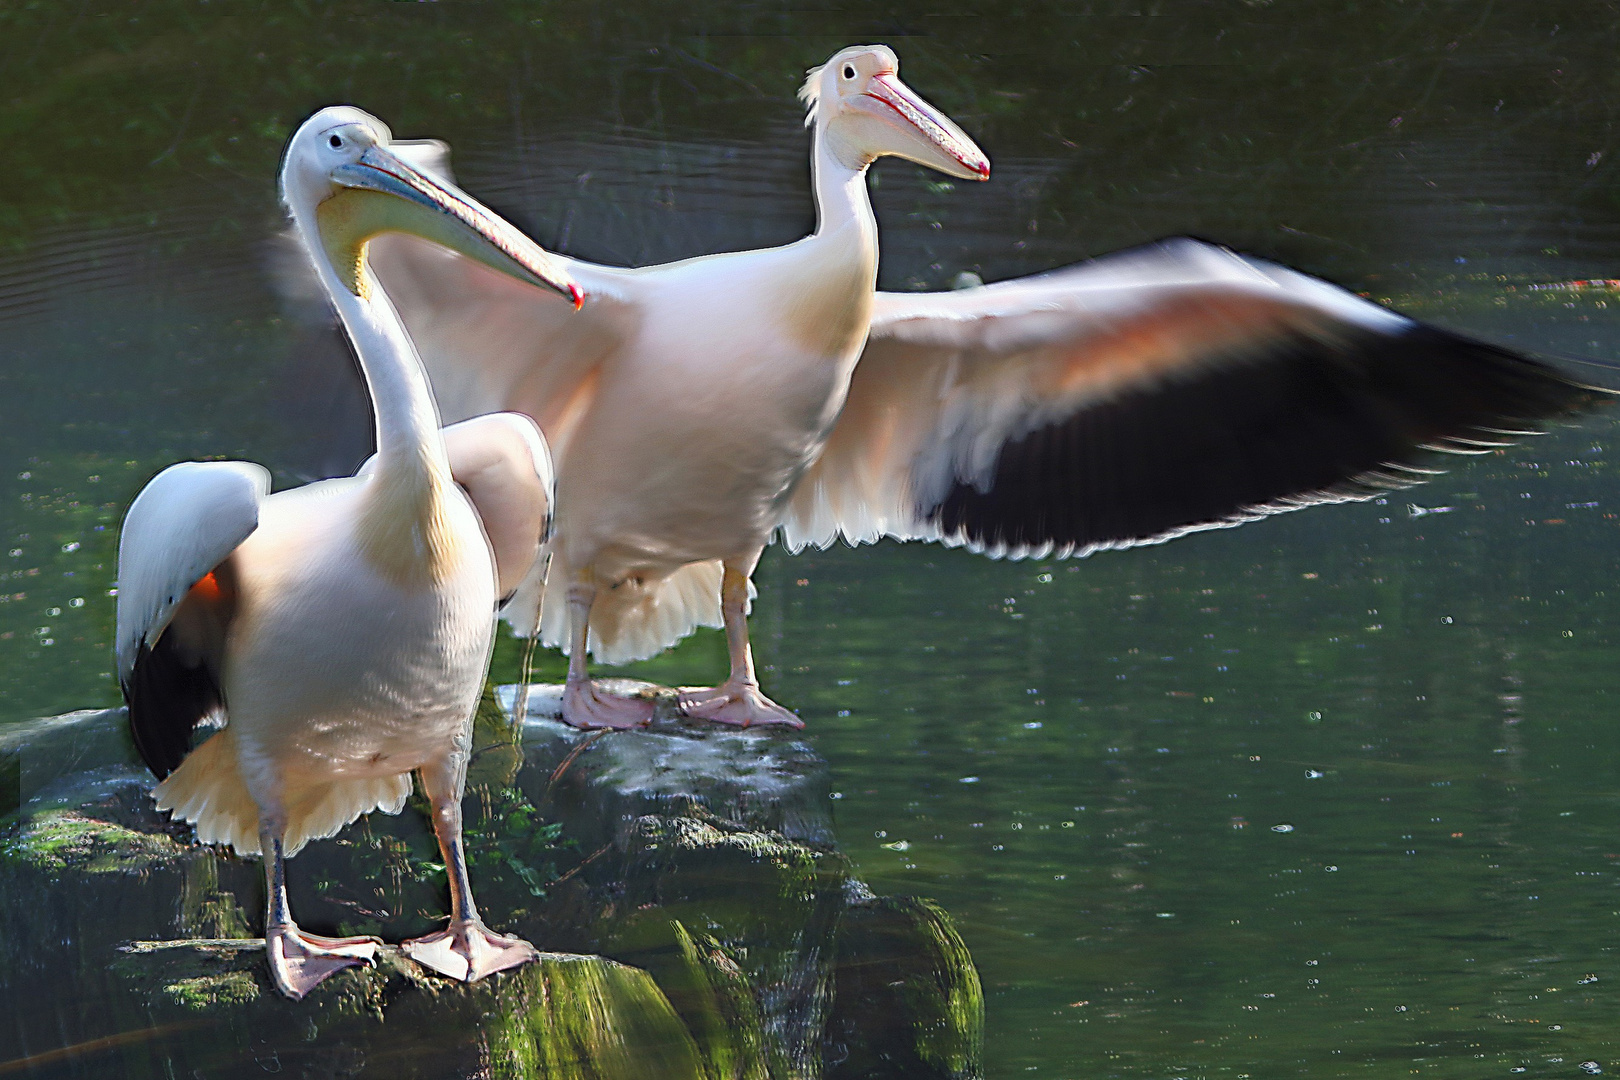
[[259, 819, 378, 1000], [679, 559, 803, 729], [560, 570, 655, 730], [401, 761, 539, 982]]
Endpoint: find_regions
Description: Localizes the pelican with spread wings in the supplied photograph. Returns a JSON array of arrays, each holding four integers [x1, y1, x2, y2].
[[366, 45, 1602, 731]]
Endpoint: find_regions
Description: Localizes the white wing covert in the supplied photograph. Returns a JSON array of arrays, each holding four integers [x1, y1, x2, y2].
[[782, 237, 1601, 559], [116, 460, 267, 779], [114, 460, 269, 682], [368, 233, 636, 450], [438, 412, 556, 624]]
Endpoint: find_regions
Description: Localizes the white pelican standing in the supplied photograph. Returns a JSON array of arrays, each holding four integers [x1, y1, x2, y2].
[[365, 45, 1601, 731], [116, 106, 579, 999]]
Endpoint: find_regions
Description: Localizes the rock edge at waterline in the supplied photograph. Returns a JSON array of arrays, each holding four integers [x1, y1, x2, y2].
[[0, 689, 983, 1080]]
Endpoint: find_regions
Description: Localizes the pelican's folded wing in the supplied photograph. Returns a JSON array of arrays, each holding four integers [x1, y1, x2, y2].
[[440, 412, 556, 632], [115, 460, 269, 777], [782, 237, 1605, 558]]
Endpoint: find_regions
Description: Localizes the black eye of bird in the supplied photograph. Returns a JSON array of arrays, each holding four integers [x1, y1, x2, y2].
[[329, 134, 343, 149], [843, 64, 856, 80]]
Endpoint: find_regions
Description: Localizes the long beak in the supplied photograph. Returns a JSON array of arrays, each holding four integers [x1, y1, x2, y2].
[[865, 73, 990, 181], [319, 145, 584, 307]]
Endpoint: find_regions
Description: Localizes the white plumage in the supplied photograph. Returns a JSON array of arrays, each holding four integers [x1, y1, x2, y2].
[[363, 47, 1598, 731], [117, 105, 577, 999], [114, 461, 268, 686], [372, 44, 990, 730]]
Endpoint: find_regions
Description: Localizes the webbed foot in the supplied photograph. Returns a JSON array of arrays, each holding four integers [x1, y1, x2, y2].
[[562, 678, 656, 730], [679, 680, 803, 728], [266, 924, 379, 1000], [403, 919, 539, 982]]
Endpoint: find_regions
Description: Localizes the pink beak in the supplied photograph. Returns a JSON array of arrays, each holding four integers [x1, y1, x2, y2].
[[865, 72, 990, 181]]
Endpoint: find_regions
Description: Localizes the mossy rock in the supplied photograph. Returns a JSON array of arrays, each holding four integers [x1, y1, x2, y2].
[[0, 698, 985, 1080], [104, 939, 707, 1079], [4, 807, 182, 874], [486, 952, 708, 1080], [599, 916, 778, 1080], [159, 969, 260, 1011], [666, 920, 774, 1080], [611, 812, 851, 980], [823, 893, 985, 1080], [603, 812, 850, 1077], [0, 779, 260, 1004]]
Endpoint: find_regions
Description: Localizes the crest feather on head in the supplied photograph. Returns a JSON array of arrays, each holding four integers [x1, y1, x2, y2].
[[798, 63, 824, 128]]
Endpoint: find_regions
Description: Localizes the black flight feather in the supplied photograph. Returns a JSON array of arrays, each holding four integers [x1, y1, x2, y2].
[[923, 323, 1606, 557], [123, 634, 222, 780], [122, 562, 235, 780]]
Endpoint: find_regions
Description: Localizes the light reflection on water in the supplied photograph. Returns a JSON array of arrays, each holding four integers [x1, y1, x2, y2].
[[6, 6, 1620, 1076]]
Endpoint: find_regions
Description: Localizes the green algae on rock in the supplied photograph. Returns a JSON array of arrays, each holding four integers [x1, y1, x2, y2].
[[824, 893, 985, 1080], [666, 920, 774, 1080], [486, 955, 709, 1080], [3, 807, 182, 874], [0, 695, 984, 1079], [104, 938, 708, 1079]]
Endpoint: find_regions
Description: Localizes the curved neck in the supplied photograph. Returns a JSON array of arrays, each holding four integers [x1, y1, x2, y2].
[[291, 203, 458, 585], [809, 119, 879, 249], [295, 213, 448, 484]]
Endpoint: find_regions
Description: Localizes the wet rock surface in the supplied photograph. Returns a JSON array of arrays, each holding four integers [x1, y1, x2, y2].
[[505, 681, 836, 848], [0, 686, 982, 1079]]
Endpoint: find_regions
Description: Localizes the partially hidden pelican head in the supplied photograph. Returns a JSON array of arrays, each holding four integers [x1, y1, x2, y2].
[[281, 105, 582, 307], [801, 45, 989, 182]]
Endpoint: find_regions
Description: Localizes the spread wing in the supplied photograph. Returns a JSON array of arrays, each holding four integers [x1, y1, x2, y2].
[[277, 135, 635, 455], [115, 461, 268, 777], [367, 233, 637, 456], [782, 237, 1606, 559]]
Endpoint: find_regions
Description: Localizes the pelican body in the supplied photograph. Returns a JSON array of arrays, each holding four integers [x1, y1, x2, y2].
[[366, 46, 1602, 731], [116, 106, 577, 999], [374, 45, 988, 729]]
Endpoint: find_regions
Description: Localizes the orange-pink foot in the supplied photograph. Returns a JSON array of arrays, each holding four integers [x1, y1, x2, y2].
[[562, 678, 655, 730], [265, 924, 379, 1000], [403, 919, 539, 982], [678, 680, 803, 729]]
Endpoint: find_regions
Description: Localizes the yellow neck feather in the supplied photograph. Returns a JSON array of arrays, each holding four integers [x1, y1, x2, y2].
[[316, 188, 395, 299], [780, 229, 877, 358], [355, 452, 462, 587]]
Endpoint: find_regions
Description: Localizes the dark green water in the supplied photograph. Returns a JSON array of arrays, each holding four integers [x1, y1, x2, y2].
[[7, 3, 1620, 1075]]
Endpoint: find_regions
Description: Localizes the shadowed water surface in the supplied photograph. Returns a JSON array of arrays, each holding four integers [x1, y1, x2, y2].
[[5, 3, 1620, 1076]]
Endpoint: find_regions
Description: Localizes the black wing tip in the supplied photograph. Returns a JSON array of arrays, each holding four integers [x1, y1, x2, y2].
[[922, 321, 1610, 557], [1395, 323, 1612, 420], [124, 638, 221, 780]]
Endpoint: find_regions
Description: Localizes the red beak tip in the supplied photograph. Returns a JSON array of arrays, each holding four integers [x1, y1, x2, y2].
[[569, 284, 585, 310]]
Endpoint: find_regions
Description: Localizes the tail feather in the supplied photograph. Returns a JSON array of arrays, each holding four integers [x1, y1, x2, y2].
[[155, 727, 413, 857], [277, 771, 412, 857], [154, 728, 260, 854], [540, 559, 745, 665]]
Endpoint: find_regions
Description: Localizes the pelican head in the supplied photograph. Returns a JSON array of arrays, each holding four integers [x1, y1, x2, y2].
[[281, 105, 582, 306], [801, 45, 989, 182]]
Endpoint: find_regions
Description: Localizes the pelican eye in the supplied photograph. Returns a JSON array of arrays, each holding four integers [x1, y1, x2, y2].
[[842, 64, 856, 80], [329, 134, 344, 149]]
